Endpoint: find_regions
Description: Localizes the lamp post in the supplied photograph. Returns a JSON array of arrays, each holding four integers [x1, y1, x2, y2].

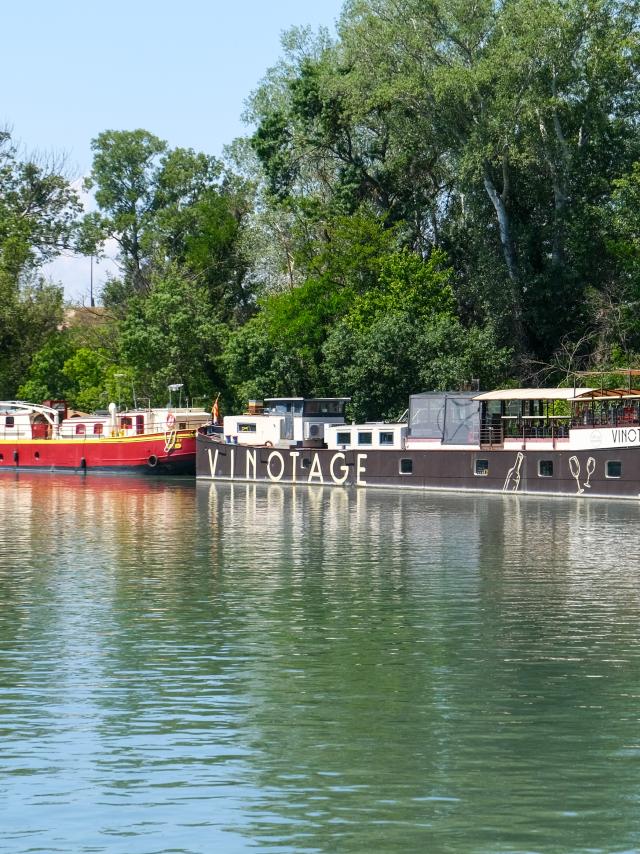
[[115, 373, 124, 410], [168, 383, 183, 409]]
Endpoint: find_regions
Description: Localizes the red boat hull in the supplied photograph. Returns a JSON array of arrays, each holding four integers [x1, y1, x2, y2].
[[0, 431, 197, 475]]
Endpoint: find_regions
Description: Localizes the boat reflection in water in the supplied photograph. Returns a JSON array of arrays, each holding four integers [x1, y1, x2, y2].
[[2, 474, 640, 853], [195, 481, 640, 853]]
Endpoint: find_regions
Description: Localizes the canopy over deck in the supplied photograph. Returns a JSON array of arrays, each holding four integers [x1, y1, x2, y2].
[[474, 388, 594, 402], [572, 388, 640, 400]]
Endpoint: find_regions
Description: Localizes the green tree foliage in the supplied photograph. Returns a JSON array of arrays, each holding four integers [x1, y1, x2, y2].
[[223, 210, 401, 401], [16, 330, 75, 403], [324, 314, 511, 421], [83, 130, 252, 320], [223, 208, 511, 417], [0, 279, 66, 398], [0, 131, 81, 397], [118, 262, 227, 405], [9, 2, 640, 413], [248, 0, 640, 367], [0, 132, 81, 285], [322, 248, 511, 419]]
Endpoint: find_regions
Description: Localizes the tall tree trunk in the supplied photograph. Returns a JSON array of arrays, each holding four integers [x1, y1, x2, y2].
[[483, 159, 519, 282], [538, 108, 569, 270], [483, 157, 524, 349]]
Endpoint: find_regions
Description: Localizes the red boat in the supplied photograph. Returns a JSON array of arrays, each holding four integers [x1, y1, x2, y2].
[[0, 399, 211, 475]]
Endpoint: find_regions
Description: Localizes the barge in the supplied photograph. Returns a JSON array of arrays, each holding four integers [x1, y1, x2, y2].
[[196, 388, 640, 499], [0, 399, 211, 475]]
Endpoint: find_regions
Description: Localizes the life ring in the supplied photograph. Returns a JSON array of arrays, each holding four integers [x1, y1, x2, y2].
[[166, 412, 176, 429], [264, 441, 273, 447]]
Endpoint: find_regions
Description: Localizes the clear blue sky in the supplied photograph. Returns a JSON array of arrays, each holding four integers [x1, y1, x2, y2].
[[1, 0, 344, 299]]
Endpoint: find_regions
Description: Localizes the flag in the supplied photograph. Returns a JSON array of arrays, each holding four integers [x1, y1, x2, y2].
[[212, 394, 220, 425]]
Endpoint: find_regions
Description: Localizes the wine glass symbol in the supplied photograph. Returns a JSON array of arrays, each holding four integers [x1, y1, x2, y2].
[[569, 456, 584, 494], [584, 457, 596, 489]]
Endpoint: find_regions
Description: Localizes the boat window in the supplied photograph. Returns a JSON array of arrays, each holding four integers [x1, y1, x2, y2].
[[34, 452, 40, 460], [336, 431, 351, 446], [121, 417, 132, 429], [179, 422, 186, 430], [270, 401, 303, 415], [379, 431, 394, 445], [475, 459, 489, 476], [76, 424, 86, 435], [5, 416, 14, 428], [606, 460, 622, 478], [301, 457, 311, 469], [238, 423, 257, 432], [0, 453, 3, 461], [358, 431, 373, 445], [400, 458, 413, 474], [303, 400, 345, 416], [93, 423, 103, 436], [539, 460, 553, 477]]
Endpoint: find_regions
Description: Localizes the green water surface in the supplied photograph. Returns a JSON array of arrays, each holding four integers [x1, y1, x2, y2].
[[0, 475, 638, 853]]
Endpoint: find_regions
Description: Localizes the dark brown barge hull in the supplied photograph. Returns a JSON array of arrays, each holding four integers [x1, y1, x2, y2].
[[196, 434, 640, 499]]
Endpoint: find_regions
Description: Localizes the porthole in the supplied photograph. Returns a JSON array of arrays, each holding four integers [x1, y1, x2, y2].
[[606, 460, 622, 479], [400, 458, 413, 475], [539, 460, 554, 477]]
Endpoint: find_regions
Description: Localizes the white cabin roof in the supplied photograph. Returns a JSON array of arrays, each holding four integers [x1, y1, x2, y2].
[[474, 387, 594, 401]]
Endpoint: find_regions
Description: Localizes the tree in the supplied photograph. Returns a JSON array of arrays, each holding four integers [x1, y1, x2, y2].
[[83, 130, 252, 319], [82, 129, 168, 293], [247, 0, 640, 366], [118, 262, 227, 404], [0, 278, 66, 398]]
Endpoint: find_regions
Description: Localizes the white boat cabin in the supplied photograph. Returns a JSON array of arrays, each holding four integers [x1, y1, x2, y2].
[[322, 387, 640, 454], [222, 398, 350, 447], [0, 400, 210, 440], [325, 422, 407, 450]]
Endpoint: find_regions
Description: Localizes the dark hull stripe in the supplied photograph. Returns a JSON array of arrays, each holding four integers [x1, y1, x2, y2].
[[196, 436, 640, 500]]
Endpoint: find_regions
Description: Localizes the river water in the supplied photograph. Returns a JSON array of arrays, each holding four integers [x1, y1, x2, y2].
[[0, 474, 639, 853]]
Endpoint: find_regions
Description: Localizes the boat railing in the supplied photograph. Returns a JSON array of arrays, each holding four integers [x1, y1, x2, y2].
[[481, 419, 572, 446], [0, 422, 206, 441], [0, 426, 40, 441], [571, 410, 640, 428]]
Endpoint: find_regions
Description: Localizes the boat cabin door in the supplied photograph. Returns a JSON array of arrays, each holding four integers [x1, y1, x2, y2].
[[281, 413, 294, 441], [31, 414, 50, 440]]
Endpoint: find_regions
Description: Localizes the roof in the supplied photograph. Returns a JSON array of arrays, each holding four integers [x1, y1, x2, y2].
[[264, 397, 351, 403], [474, 387, 594, 401], [572, 388, 640, 400]]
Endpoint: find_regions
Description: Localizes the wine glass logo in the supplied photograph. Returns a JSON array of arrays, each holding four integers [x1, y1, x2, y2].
[[584, 457, 596, 489], [569, 456, 584, 494]]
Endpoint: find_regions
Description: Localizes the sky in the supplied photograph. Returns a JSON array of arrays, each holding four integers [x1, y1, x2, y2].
[[1, 0, 344, 301]]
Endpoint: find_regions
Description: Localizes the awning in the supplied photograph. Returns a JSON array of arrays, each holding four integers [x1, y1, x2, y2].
[[474, 388, 594, 401], [572, 388, 640, 401]]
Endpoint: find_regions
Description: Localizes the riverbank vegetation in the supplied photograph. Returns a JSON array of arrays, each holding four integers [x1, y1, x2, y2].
[[2, 0, 639, 417]]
